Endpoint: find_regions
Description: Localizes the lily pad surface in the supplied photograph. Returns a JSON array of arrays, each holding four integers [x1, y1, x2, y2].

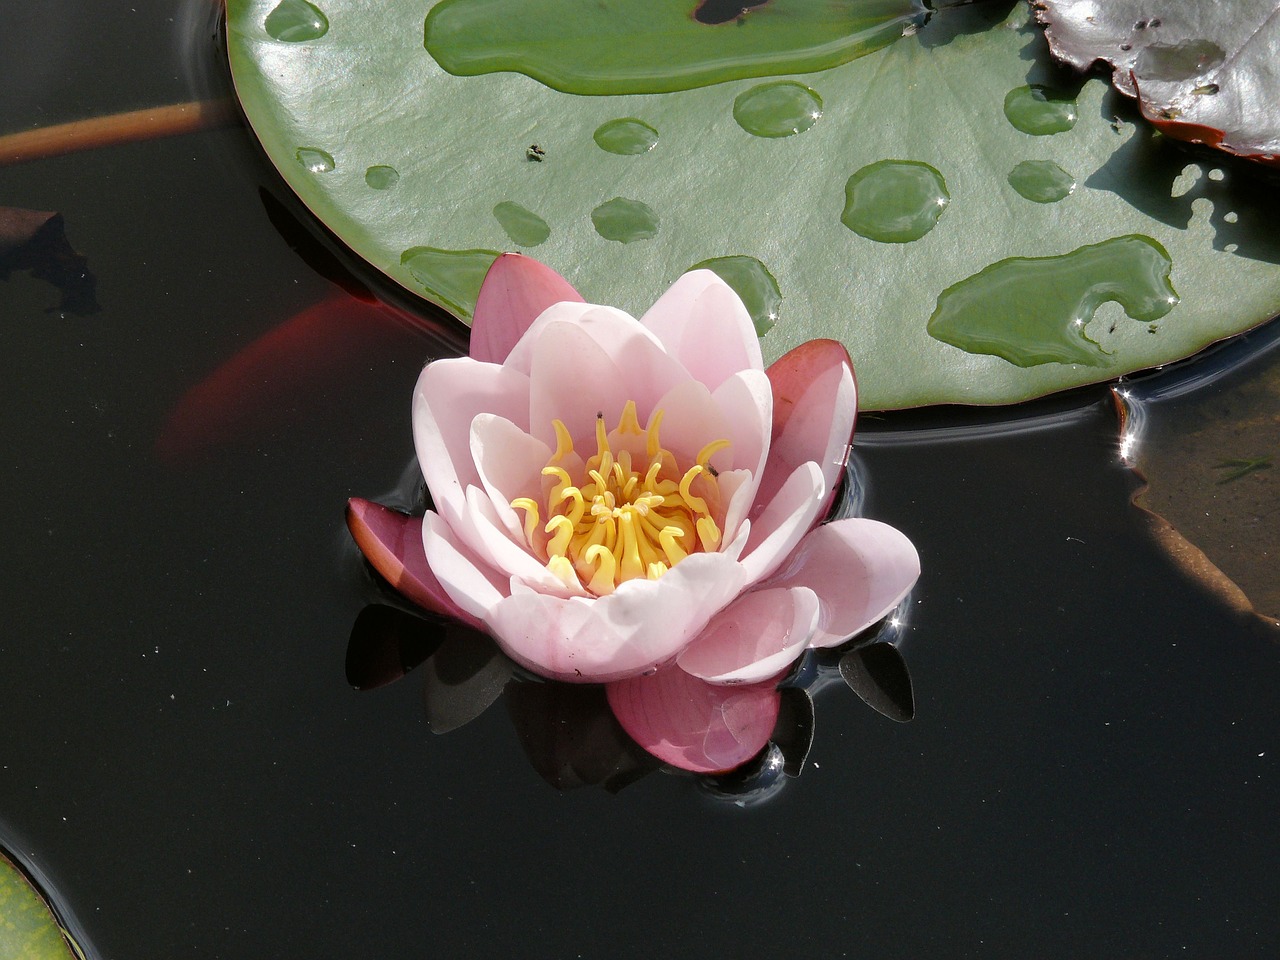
[[0, 853, 79, 960], [227, 0, 1280, 408], [1036, 0, 1280, 165]]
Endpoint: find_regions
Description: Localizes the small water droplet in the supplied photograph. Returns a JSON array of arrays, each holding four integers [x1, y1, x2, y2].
[[295, 147, 334, 173], [593, 118, 659, 155], [1007, 160, 1075, 204], [591, 198, 659, 244], [733, 81, 823, 138], [492, 201, 550, 247], [364, 165, 399, 189], [927, 235, 1178, 367], [841, 160, 949, 243], [265, 0, 329, 42], [1003, 85, 1078, 136]]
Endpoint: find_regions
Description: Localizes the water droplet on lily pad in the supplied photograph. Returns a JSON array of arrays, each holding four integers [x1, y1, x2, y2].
[[841, 160, 949, 243], [295, 147, 335, 173], [492, 201, 550, 247], [733, 81, 822, 138], [1003, 85, 1078, 136], [365, 164, 400, 189], [593, 118, 659, 155], [928, 235, 1177, 367], [591, 198, 659, 243], [400, 246, 500, 319], [688, 255, 782, 336], [265, 0, 329, 42], [1008, 160, 1075, 203]]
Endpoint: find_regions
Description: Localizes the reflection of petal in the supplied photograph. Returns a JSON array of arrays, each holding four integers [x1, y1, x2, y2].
[[421, 626, 513, 734], [470, 253, 582, 364], [346, 499, 481, 628], [756, 339, 856, 522], [345, 605, 444, 691], [606, 667, 780, 773], [771, 519, 920, 648], [506, 682, 659, 791], [839, 642, 914, 722], [676, 586, 818, 684]]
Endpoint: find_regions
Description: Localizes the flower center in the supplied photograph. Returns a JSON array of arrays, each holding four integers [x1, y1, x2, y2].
[[511, 400, 728, 595]]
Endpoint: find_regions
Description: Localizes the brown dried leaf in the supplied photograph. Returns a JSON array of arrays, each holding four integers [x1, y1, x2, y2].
[[1035, 0, 1280, 165]]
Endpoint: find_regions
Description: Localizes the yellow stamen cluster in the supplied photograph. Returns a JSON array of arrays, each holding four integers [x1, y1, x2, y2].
[[511, 400, 728, 596]]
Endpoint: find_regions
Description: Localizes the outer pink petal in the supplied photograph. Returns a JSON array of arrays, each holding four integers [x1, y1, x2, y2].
[[640, 270, 764, 389], [421, 511, 511, 622], [469, 253, 582, 364], [412, 358, 531, 529], [345, 499, 482, 630], [482, 552, 748, 682], [756, 339, 857, 523], [606, 667, 780, 774], [676, 586, 819, 684], [770, 518, 920, 648]]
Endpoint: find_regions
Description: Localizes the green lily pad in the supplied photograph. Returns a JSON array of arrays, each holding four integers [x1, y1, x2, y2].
[[226, 0, 1280, 408], [0, 853, 80, 960]]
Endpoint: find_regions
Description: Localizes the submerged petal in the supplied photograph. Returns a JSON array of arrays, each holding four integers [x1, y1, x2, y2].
[[770, 518, 920, 648], [470, 253, 583, 364], [606, 667, 781, 774]]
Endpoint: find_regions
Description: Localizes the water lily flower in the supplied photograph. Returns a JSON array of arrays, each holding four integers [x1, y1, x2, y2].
[[348, 253, 920, 773]]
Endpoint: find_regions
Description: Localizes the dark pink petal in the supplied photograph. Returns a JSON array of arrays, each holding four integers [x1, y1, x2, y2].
[[606, 667, 781, 774], [469, 253, 582, 364], [345, 498, 482, 629], [757, 339, 857, 524]]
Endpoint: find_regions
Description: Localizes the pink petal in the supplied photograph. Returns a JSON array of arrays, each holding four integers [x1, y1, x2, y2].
[[526, 317, 634, 451], [640, 270, 764, 389], [345, 499, 481, 629], [469, 253, 582, 364], [756, 339, 857, 523], [770, 519, 921, 648], [483, 552, 748, 683], [469, 413, 552, 541], [676, 586, 819, 684], [421, 511, 511, 622], [412, 358, 531, 529], [455, 486, 584, 596], [711, 368, 772, 491], [606, 667, 781, 774], [739, 462, 826, 584]]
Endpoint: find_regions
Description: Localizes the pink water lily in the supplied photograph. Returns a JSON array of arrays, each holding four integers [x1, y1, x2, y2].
[[348, 254, 920, 773]]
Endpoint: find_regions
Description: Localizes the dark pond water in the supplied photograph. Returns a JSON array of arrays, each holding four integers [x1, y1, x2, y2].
[[1, 3, 1277, 958]]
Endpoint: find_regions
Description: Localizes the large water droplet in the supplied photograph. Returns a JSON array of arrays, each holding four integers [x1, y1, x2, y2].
[[927, 235, 1178, 367], [593, 118, 659, 155], [687, 255, 782, 336], [1003, 85, 1078, 136], [492, 201, 550, 247], [841, 160, 949, 243], [295, 147, 335, 173], [399, 247, 500, 320], [591, 198, 659, 244], [1007, 160, 1075, 203], [733, 81, 822, 138], [364, 165, 399, 189], [265, 0, 329, 42]]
